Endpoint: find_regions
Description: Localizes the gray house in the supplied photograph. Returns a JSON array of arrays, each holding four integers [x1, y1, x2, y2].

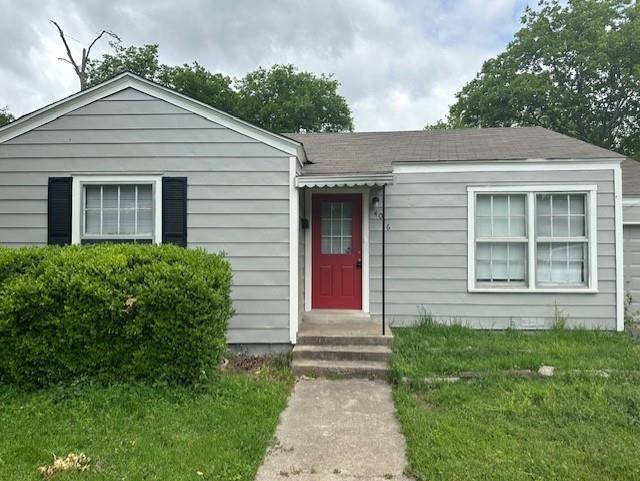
[[0, 72, 636, 354]]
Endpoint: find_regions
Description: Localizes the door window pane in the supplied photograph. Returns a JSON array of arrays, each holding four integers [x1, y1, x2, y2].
[[319, 201, 354, 254]]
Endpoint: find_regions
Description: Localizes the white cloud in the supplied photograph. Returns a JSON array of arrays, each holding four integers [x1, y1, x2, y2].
[[0, 0, 528, 130]]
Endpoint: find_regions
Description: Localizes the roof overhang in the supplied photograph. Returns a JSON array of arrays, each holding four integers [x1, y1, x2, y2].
[[295, 173, 394, 188]]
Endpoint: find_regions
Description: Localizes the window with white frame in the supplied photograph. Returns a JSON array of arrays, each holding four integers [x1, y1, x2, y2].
[[469, 186, 597, 291], [83, 184, 154, 242], [475, 194, 528, 284]]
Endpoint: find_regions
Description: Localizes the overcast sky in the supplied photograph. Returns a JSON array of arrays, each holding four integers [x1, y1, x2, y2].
[[0, 0, 529, 131]]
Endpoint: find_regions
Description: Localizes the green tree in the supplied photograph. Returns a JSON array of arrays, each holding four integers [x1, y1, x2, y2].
[[86, 44, 353, 133], [236, 64, 353, 132], [87, 43, 162, 87], [0, 107, 14, 127], [440, 0, 640, 158], [158, 63, 237, 115]]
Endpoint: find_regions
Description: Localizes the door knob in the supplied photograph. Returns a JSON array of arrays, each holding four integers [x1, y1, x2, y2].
[[356, 259, 362, 269]]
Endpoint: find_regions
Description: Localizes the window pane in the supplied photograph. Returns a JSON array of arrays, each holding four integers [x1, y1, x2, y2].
[[102, 209, 118, 234], [85, 209, 100, 234], [492, 195, 508, 216], [331, 219, 342, 236], [321, 237, 331, 254], [569, 194, 585, 214], [510, 196, 525, 215], [537, 195, 551, 215], [476, 242, 526, 284], [509, 243, 526, 280], [138, 208, 153, 234], [552, 216, 569, 237], [477, 196, 491, 216], [537, 214, 551, 236], [103, 185, 118, 208], [552, 195, 569, 215], [510, 215, 526, 236], [493, 216, 509, 236], [476, 194, 526, 239], [120, 209, 135, 234], [331, 237, 341, 254], [343, 237, 352, 254], [120, 185, 135, 208], [85, 186, 101, 209], [320, 201, 353, 255], [536, 241, 586, 285], [476, 216, 492, 237], [321, 219, 331, 236], [138, 185, 153, 208], [569, 215, 585, 237]]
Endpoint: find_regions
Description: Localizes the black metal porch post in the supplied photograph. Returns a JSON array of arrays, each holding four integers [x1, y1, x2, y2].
[[382, 184, 386, 336]]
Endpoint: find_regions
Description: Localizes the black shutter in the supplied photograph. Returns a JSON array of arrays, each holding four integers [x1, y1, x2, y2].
[[47, 177, 73, 245], [162, 177, 187, 247]]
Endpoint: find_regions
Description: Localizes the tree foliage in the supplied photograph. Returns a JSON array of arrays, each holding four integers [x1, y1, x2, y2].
[[0, 107, 13, 127], [439, 0, 640, 158], [236, 64, 353, 133], [86, 44, 353, 133]]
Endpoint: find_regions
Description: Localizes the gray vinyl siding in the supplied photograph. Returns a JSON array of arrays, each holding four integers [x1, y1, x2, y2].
[[623, 198, 640, 224], [0, 87, 292, 344], [370, 169, 617, 329], [624, 225, 640, 316]]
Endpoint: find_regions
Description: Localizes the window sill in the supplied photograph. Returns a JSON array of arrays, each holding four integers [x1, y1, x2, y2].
[[468, 287, 598, 294]]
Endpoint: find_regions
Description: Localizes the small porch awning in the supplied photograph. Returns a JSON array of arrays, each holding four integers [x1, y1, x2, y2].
[[295, 173, 394, 188]]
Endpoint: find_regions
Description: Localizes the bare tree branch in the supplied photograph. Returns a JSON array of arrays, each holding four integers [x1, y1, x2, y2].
[[50, 20, 80, 75], [51, 20, 119, 90]]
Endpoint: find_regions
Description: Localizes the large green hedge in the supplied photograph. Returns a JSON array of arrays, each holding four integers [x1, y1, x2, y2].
[[0, 244, 233, 387]]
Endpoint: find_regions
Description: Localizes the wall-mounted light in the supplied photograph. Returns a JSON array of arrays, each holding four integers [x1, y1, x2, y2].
[[371, 195, 383, 219]]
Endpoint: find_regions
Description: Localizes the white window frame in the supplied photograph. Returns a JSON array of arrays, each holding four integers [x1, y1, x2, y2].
[[467, 184, 598, 293], [72, 175, 162, 245]]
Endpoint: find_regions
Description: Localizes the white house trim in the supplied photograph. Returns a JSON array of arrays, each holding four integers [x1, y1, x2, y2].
[[289, 157, 299, 344], [303, 187, 370, 313], [0, 72, 302, 158], [467, 184, 599, 294], [296, 173, 394, 188], [394, 159, 621, 174], [71, 174, 163, 245], [614, 163, 624, 331]]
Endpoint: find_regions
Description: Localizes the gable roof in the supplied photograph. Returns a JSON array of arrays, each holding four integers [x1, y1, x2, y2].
[[285, 127, 624, 175], [0, 72, 301, 156]]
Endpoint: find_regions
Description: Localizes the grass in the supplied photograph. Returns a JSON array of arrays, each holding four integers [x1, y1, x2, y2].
[[392, 321, 640, 481], [392, 320, 640, 379], [0, 367, 292, 481]]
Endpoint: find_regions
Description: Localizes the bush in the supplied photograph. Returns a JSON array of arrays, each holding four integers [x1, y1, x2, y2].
[[0, 244, 233, 387]]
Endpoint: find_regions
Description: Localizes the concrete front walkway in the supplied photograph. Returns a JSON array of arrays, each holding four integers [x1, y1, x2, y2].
[[255, 379, 413, 481]]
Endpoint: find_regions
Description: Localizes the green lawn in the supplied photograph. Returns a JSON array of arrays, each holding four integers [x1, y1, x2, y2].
[[0, 369, 292, 481], [392, 322, 640, 481]]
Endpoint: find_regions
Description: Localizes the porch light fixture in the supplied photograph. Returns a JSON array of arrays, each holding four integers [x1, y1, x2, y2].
[[371, 196, 382, 219]]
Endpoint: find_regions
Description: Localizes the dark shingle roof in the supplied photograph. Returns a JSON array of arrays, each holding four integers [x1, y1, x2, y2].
[[285, 127, 623, 176], [623, 159, 640, 196]]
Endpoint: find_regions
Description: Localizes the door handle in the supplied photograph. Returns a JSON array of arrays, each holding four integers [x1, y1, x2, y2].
[[356, 259, 362, 269]]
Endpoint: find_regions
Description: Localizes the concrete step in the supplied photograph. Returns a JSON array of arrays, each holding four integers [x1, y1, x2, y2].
[[297, 333, 392, 347], [292, 358, 389, 379], [302, 309, 372, 324], [292, 344, 391, 362]]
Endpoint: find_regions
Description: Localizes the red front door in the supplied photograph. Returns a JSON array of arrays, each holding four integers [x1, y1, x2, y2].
[[312, 193, 362, 309]]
